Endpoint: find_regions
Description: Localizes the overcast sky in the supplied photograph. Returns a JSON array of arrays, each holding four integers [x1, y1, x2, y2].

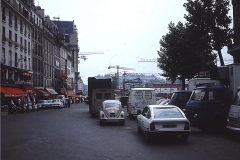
[[39, 0, 233, 84]]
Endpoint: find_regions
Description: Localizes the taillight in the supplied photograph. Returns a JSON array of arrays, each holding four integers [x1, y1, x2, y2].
[[184, 121, 190, 130], [150, 122, 155, 131]]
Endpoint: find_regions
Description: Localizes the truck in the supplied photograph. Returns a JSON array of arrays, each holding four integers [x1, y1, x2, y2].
[[227, 86, 240, 132], [88, 77, 114, 117], [127, 88, 156, 119], [184, 63, 240, 132]]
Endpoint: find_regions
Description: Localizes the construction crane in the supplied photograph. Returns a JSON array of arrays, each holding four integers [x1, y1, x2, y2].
[[138, 58, 157, 62], [108, 65, 135, 89], [78, 51, 104, 60]]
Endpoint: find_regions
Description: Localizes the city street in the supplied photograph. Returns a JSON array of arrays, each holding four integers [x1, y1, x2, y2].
[[1, 102, 240, 160]]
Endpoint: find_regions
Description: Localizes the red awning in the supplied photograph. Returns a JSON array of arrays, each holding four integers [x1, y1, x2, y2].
[[0, 86, 27, 97], [23, 85, 34, 93], [68, 94, 80, 98], [35, 89, 50, 97]]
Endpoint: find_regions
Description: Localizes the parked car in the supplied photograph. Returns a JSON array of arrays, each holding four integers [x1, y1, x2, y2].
[[51, 99, 64, 109], [159, 99, 170, 105], [137, 105, 191, 142], [99, 100, 125, 125], [37, 100, 51, 110], [156, 99, 168, 105]]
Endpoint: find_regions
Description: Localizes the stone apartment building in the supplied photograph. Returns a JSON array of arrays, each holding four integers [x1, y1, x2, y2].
[[1, 0, 80, 104]]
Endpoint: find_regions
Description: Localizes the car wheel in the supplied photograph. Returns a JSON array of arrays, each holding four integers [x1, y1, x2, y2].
[[92, 113, 95, 118], [100, 121, 103, 125], [181, 135, 188, 142], [121, 121, 125, 125]]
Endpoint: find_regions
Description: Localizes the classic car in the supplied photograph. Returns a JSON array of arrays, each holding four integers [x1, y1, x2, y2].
[[137, 105, 191, 142], [99, 100, 125, 125], [37, 100, 51, 109]]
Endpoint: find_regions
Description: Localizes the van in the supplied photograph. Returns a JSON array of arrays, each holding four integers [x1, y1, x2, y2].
[[168, 90, 192, 110], [90, 88, 114, 117], [127, 88, 156, 118]]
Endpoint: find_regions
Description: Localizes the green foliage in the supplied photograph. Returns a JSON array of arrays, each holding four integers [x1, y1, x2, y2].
[[183, 0, 233, 66], [158, 22, 210, 89], [111, 74, 118, 89]]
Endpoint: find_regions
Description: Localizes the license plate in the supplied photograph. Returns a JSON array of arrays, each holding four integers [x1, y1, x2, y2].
[[162, 124, 177, 128]]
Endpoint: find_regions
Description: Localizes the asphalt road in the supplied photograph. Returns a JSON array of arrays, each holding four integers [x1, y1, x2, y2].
[[1, 102, 240, 160]]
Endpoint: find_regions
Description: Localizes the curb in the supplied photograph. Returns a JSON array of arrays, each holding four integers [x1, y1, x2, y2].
[[1, 112, 9, 115]]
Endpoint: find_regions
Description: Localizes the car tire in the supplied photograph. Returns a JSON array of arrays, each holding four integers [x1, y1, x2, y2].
[[100, 121, 103, 125], [121, 121, 125, 125], [181, 135, 188, 142]]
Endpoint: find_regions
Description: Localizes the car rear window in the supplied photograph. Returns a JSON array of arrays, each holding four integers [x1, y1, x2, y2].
[[153, 107, 184, 118], [105, 103, 120, 109]]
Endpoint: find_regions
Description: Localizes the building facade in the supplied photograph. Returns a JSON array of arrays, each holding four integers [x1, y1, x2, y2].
[[1, 0, 80, 106]]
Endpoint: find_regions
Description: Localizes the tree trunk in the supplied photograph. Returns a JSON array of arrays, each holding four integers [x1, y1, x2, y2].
[[181, 77, 185, 90], [217, 49, 225, 66]]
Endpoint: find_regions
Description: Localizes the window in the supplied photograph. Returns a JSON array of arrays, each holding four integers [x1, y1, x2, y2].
[[15, 34, 17, 42], [2, 6, 6, 22], [134, 91, 143, 100], [104, 93, 111, 99], [96, 93, 102, 99], [142, 107, 147, 116], [145, 91, 152, 100], [9, 12, 12, 26], [9, 30, 12, 40], [153, 107, 184, 118], [14, 16, 17, 29], [2, 26, 5, 38], [20, 20, 23, 33]]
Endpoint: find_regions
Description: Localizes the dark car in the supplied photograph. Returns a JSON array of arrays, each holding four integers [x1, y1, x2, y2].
[[120, 96, 128, 108], [168, 90, 192, 110]]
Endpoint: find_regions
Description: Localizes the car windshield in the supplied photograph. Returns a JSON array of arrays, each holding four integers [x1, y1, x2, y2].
[[104, 103, 120, 109], [52, 100, 59, 102], [153, 107, 184, 118], [189, 89, 206, 101]]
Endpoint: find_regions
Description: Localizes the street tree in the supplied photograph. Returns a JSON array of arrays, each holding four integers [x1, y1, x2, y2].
[[111, 74, 118, 89], [157, 21, 216, 90], [183, 0, 233, 66]]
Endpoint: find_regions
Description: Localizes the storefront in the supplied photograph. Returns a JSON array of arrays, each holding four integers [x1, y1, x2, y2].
[[0, 86, 28, 110], [45, 88, 58, 99], [34, 87, 50, 101]]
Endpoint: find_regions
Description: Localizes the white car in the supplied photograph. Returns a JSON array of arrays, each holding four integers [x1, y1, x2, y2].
[[137, 105, 191, 142], [51, 99, 64, 109], [99, 100, 125, 125]]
